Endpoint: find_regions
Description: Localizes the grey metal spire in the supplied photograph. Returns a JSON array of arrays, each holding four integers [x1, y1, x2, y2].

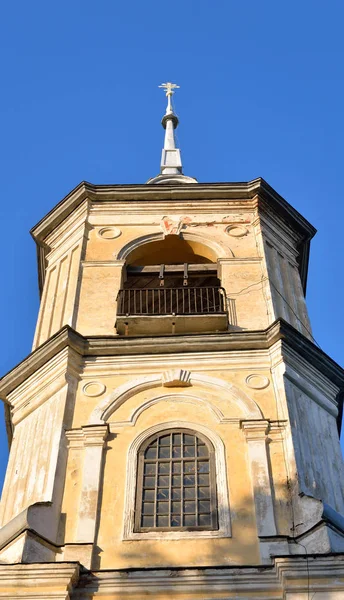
[[147, 82, 197, 185]]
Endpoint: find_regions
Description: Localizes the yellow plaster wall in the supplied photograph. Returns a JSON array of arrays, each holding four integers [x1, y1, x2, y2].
[[60, 364, 290, 569]]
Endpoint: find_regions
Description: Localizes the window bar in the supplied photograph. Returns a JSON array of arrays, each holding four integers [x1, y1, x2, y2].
[[195, 437, 198, 526], [206, 287, 209, 313], [194, 287, 197, 313], [200, 288, 204, 313], [170, 288, 173, 314], [158, 288, 161, 314], [188, 288, 191, 314], [154, 442, 159, 527], [212, 287, 216, 312], [168, 433, 172, 526], [139, 289, 143, 314], [152, 289, 155, 314], [134, 288, 137, 314]]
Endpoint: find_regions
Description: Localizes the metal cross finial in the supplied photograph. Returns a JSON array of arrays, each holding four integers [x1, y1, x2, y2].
[[159, 82, 180, 114], [159, 82, 180, 96]]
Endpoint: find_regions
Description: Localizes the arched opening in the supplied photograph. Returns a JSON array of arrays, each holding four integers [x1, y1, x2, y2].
[[126, 237, 216, 265], [116, 235, 228, 335]]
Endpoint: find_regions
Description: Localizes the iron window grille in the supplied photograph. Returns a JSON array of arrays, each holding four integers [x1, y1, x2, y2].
[[134, 429, 218, 532]]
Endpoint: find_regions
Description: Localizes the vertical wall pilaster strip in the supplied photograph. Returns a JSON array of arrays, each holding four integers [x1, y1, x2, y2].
[[242, 420, 277, 537], [75, 425, 109, 544]]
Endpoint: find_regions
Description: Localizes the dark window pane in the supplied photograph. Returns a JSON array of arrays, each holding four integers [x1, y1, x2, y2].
[[171, 515, 181, 527], [142, 516, 154, 527], [173, 434, 181, 445], [145, 447, 157, 459], [184, 434, 195, 445], [184, 446, 195, 458], [143, 489, 154, 501], [144, 476, 155, 488], [172, 501, 181, 513], [198, 500, 210, 513], [144, 463, 155, 475], [172, 488, 181, 500], [157, 515, 169, 527], [184, 461, 195, 473], [184, 501, 196, 513], [158, 462, 169, 474], [158, 475, 169, 487], [199, 514, 211, 526], [172, 475, 181, 487], [142, 503, 154, 515], [157, 502, 168, 514], [159, 435, 171, 446], [157, 488, 169, 500], [197, 445, 209, 457], [198, 461, 209, 473], [198, 487, 210, 499], [198, 474, 209, 486], [172, 446, 181, 458], [184, 475, 195, 486], [184, 514, 196, 527], [172, 462, 181, 473], [184, 487, 195, 499], [159, 446, 170, 459]]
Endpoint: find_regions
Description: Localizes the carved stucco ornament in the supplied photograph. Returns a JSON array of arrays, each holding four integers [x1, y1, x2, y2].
[[245, 374, 270, 390], [97, 227, 122, 239], [160, 216, 184, 237], [82, 381, 107, 397], [162, 369, 191, 387], [225, 225, 248, 238]]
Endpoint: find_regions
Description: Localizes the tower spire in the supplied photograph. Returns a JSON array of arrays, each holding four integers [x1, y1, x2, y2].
[[147, 82, 197, 185]]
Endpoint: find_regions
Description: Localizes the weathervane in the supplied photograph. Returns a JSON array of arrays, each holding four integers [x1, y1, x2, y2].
[[159, 82, 180, 114]]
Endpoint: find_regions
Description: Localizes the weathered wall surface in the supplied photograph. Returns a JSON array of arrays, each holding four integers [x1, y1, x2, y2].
[[32, 198, 312, 345]]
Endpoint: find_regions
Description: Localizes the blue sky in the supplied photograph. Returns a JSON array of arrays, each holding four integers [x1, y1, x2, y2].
[[0, 0, 343, 488]]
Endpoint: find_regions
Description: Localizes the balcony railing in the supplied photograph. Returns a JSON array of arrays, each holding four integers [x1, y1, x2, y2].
[[117, 286, 227, 316]]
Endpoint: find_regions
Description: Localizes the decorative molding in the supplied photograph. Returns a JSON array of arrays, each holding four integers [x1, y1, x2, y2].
[[97, 226, 122, 239], [225, 225, 248, 238], [89, 372, 263, 424], [242, 419, 270, 440], [162, 369, 191, 387], [82, 381, 106, 397], [245, 374, 270, 390], [122, 421, 231, 540], [108, 393, 233, 428]]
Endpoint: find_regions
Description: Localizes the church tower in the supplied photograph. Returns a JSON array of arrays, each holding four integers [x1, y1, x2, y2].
[[1, 84, 344, 598]]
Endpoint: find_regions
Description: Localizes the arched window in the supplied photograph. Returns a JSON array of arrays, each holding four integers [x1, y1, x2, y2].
[[134, 429, 218, 531]]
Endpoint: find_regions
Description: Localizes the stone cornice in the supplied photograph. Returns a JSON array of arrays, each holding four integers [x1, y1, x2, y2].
[[72, 555, 344, 594], [1, 320, 343, 411], [29, 178, 316, 293]]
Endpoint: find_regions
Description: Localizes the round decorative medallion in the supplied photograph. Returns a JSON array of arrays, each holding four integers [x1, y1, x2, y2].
[[97, 227, 122, 240], [82, 381, 106, 397], [225, 225, 248, 238], [245, 374, 270, 390]]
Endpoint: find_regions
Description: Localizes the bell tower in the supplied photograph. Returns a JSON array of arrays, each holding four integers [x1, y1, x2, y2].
[[1, 84, 344, 599]]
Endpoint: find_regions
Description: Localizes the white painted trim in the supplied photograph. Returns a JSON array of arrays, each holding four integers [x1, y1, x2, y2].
[[89, 372, 263, 424], [122, 421, 231, 540]]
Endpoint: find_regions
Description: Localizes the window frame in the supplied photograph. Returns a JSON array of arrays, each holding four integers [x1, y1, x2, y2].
[[134, 428, 218, 533]]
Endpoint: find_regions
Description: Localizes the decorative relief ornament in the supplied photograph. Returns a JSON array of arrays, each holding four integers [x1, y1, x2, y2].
[[162, 369, 191, 387], [82, 381, 107, 397], [225, 225, 248, 238], [245, 374, 270, 390], [97, 227, 122, 239], [160, 216, 183, 236]]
